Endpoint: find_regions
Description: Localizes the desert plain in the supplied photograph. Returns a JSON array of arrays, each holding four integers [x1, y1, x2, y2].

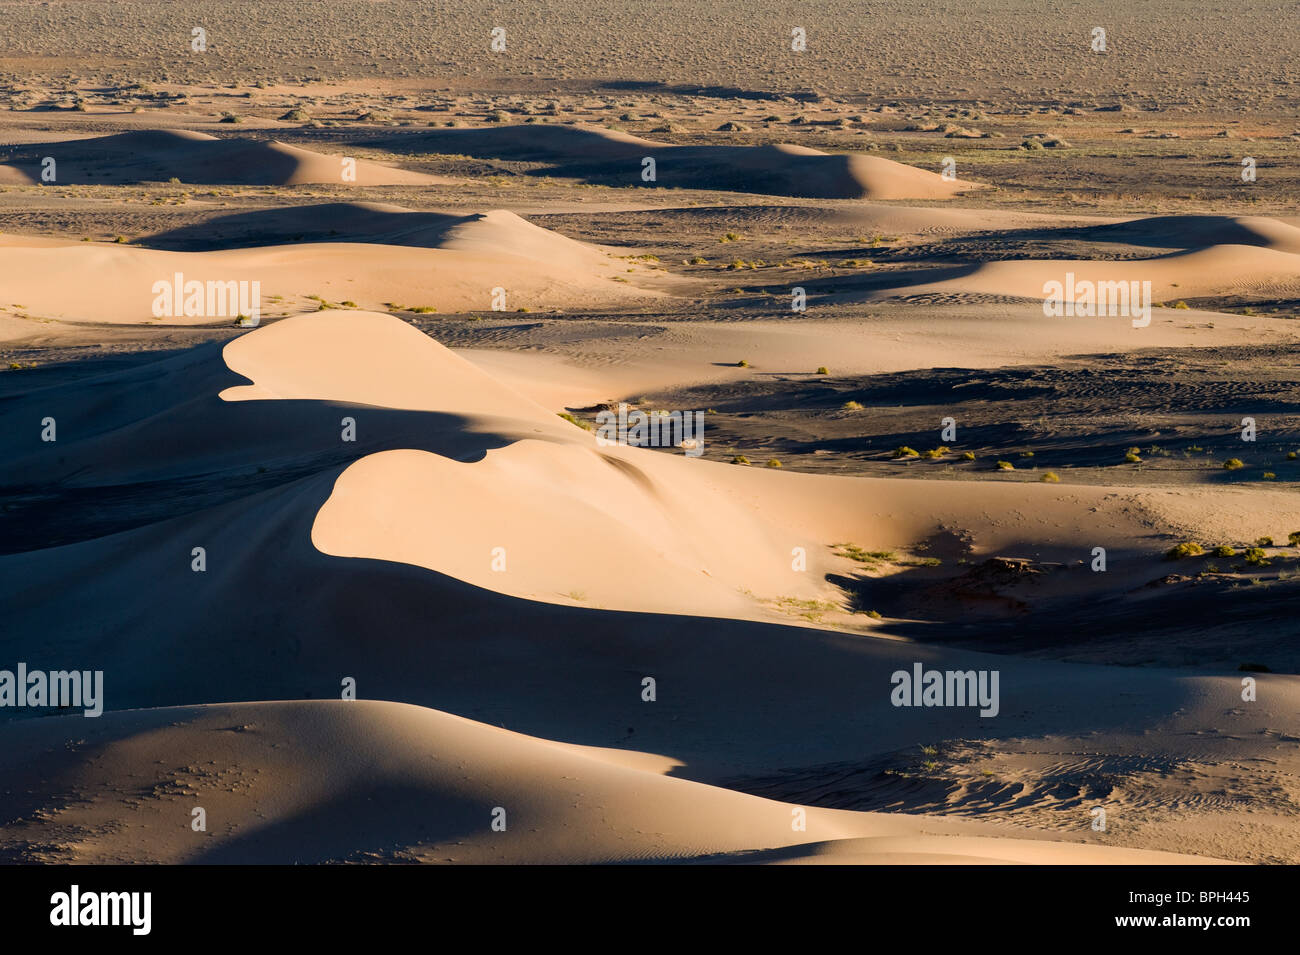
[[0, 0, 1299, 865]]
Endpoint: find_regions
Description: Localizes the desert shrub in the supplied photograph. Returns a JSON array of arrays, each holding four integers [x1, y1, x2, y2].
[[997, 460, 1014, 470], [842, 400, 864, 411], [816, 366, 829, 375], [1214, 545, 1235, 557], [1244, 547, 1270, 566], [556, 412, 593, 432], [1041, 471, 1060, 482], [730, 455, 750, 465], [1223, 458, 1245, 470], [766, 459, 782, 468], [1166, 541, 1205, 559], [894, 446, 919, 458]]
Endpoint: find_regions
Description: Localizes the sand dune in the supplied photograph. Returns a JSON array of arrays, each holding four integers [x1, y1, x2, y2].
[[375, 124, 982, 199], [142, 201, 607, 251], [0, 129, 443, 186], [0, 700, 1222, 864], [0, 210, 653, 324], [1081, 214, 1300, 254], [914, 244, 1300, 302]]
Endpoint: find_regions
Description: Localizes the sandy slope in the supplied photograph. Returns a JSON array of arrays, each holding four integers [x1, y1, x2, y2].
[[0, 129, 444, 185], [378, 124, 983, 199], [0, 701, 1221, 864], [0, 210, 655, 324]]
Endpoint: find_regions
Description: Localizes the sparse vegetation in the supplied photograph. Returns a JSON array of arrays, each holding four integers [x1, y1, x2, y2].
[[1041, 471, 1060, 482], [996, 460, 1014, 470], [557, 412, 593, 432], [1166, 541, 1205, 559], [1224, 458, 1245, 470]]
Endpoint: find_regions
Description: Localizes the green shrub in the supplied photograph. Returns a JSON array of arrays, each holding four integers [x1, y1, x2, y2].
[[1223, 458, 1245, 470], [1166, 541, 1205, 559]]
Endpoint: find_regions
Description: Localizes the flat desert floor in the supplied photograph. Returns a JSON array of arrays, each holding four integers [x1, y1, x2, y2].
[[0, 0, 1298, 865]]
